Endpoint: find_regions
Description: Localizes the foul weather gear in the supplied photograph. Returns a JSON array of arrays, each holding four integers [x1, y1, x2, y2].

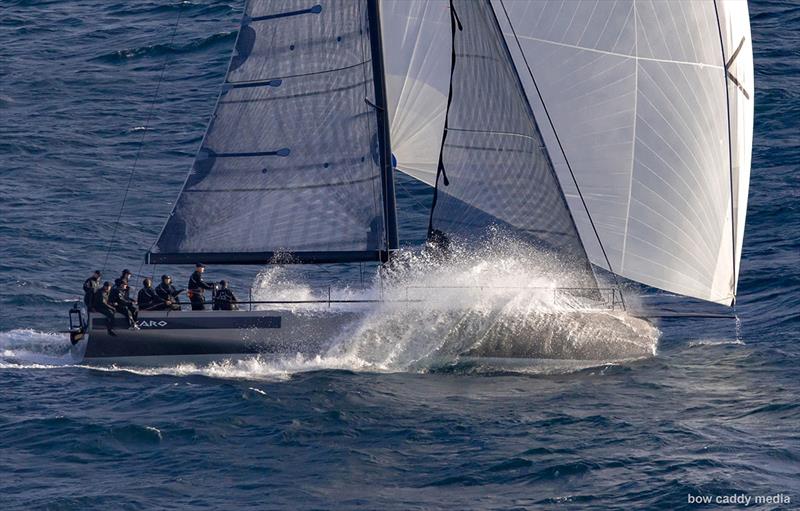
[[156, 282, 182, 311], [83, 275, 101, 311], [188, 270, 214, 311], [110, 284, 138, 328], [92, 286, 117, 335], [213, 288, 239, 311], [137, 286, 162, 311]]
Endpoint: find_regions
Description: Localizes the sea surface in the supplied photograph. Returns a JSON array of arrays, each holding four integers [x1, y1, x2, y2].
[[1, 1, 798, 510]]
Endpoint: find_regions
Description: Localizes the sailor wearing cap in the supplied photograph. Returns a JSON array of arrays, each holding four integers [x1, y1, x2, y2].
[[187, 263, 214, 311], [156, 274, 182, 311]]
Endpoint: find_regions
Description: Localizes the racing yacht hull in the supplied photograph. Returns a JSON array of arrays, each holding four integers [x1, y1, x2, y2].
[[72, 309, 363, 366]]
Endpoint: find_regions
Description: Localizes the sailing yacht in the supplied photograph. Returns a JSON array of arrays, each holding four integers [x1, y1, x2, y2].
[[68, 0, 753, 366]]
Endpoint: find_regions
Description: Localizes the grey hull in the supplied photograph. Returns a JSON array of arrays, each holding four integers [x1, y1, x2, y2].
[[73, 306, 659, 367], [76, 309, 363, 366]]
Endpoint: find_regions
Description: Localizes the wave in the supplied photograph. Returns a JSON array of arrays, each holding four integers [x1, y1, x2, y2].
[[0, 329, 75, 368], [687, 339, 746, 348], [92, 30, 236, 63]]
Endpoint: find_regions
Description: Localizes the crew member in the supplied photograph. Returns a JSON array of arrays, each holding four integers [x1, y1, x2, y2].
[[156, 275, 182, 311], [188, 263, 214, 311], [92, 281, 117, 336], [117, 269, 133, 286], [137, 278, 162, 311], [212, 280, 239, 311], [83, 270, 102, 311], [110, 280, 139, 329]]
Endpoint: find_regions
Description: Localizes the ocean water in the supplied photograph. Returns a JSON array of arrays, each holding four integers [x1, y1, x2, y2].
[[1, 1, 798, 510]]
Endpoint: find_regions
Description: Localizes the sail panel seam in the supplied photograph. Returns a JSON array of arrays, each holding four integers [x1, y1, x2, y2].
[[514, 34, 724, 70], [620, 0, 638, 273]]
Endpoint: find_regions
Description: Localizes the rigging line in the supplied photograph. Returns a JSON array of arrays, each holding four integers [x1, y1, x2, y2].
[[427, 0, 462, 236], [102, 4, 184, 273], [498, 0, 626, 309], [712, 0, 738, 306], [395, 177, 430, 212]]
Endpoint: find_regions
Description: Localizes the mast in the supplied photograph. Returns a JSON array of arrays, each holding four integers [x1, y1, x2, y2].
[[367, 0, 399, 259]]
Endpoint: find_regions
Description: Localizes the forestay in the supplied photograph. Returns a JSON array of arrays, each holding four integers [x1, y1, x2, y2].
[[148, 0, 392, 265], [428, 0, 598, 288], [494, 0, 754, 305]]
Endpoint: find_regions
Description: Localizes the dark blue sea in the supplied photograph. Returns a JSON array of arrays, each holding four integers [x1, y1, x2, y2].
[[1, 1, 798, 509]]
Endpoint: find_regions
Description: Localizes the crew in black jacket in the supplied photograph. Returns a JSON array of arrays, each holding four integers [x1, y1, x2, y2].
[[83, 270, 102, 311], [156, 275, 182, 311], [188, 263, 214, 311], [110, 280, 139, 329], [212, 280, 239, 311], [137, 278, 162, 311], [92, 281, 117, 335]]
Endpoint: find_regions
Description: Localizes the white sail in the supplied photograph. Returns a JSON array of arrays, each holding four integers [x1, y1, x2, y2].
[[381, 0, 450, 186], [493, 0, 754, 305], [716, 0, 754, 302]]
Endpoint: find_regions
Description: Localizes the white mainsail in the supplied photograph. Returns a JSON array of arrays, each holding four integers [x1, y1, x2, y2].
[[381, 0, 754, 305]]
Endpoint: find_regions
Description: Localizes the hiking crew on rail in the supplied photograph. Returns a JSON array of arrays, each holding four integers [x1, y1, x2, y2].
[[81, 264, 242, 327]]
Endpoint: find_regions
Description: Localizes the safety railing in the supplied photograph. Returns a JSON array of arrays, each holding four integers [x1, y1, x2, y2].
[[236, 285, 624, 311]]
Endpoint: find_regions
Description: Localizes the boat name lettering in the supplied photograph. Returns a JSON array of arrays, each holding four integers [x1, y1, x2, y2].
[[138, 320, 168, 328]]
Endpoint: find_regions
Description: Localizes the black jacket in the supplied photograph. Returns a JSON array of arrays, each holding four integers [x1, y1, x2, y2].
[[156, 282, 180, 302], [137, 287, 161, 310], [83, 276, 100, 295], [188, 271, 214, 294], [93, 287, 113, 310], [83, 276, 100, 304], [110, 285, 132, 307], [114, 278, 133, 300], [213, 288, 238, 310]]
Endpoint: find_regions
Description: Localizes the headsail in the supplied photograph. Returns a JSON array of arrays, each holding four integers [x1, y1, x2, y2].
[[381, 0, 450, 187], [427, 0, 598, 288], [494, 0, 754, 305], [148, 0, 397, 265]]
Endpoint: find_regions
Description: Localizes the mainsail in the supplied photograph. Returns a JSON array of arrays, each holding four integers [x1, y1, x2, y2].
[[426, 0, 598, 288], [148, 0, 398, 264], [494, 0, 754, 305]]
